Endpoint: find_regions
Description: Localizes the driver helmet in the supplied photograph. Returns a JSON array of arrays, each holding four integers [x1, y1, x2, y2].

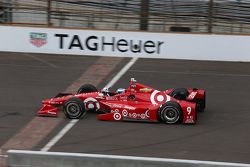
[[116, 88, 126, 94], [101, 87, 109, 95]]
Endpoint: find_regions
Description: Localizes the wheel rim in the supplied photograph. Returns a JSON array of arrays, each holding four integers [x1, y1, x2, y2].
[[66, 102, 81, 117], [162, 107, 180, 124]]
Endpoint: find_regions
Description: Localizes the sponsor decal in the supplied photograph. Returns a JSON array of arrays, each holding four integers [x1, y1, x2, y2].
[[132, 113, 137, 118], [185, 116, 194, 123], [111, 104, 123, 108], [188, 92, 197, 99], [139, 88, 152, 93], [124, 105, 136, 110], [106, 96, 118, 100], [47, 111, 56, 115], [113, 113, 122, 120], [145, 110, 150, 118], [150, 90, 170, 105], [119, 96, 128, 101], [111, 109, 150, 120], [111, 109, 120, 113], [54, 34, 164, 54], [122, 109, 128, 117], [140, 114, 146, 119], [127, 110, 150, 120], [30, 32, 47, 47]]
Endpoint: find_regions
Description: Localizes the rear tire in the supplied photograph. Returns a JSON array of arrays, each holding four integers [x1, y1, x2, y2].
[[195, 92, 206, 112], [63, 97, 86, 119], [160, 101, 182, 124], [169, 88, 189, 100], [77, 84, 98, 94]]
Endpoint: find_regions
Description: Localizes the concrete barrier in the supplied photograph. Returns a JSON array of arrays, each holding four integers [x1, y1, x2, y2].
[[7, 150, 250, 167]]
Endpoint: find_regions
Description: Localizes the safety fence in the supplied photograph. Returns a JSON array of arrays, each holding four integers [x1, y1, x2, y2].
[[1, 0, 250, 34]]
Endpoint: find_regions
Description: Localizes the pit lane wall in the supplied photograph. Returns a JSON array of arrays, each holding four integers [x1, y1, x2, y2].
[[0, 25, 250, 62], [7, 150, 250, 167]]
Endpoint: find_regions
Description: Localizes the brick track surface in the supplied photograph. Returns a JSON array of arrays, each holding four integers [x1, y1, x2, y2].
[[1, 52, 250, 165]]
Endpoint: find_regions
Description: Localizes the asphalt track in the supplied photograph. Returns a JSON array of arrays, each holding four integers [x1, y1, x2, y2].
[[1, 52, 250, 164]]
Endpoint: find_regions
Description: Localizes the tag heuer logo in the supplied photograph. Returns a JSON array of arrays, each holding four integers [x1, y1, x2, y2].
[[30, 32, 47, 47]]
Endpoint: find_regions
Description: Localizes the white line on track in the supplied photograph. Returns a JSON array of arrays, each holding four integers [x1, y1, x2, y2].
[[40, 57, 138, 152], [40, 120, 78, 152], [105, 57, 138, 89]]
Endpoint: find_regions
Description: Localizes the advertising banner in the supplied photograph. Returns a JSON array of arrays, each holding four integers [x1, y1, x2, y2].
[[0, 25, 250, 61]]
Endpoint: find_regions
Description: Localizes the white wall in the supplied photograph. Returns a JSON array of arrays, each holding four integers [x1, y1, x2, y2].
[[8, 150, 250, 167], [0, 25, 250, 62]]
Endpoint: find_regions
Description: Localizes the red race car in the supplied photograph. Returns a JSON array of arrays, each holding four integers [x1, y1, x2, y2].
[[37, 78, 205, 124]]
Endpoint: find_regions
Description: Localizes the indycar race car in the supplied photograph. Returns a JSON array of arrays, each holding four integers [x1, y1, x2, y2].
[[37, 78, 206, 124]]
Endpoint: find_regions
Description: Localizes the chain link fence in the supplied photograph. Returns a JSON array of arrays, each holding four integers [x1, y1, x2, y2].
[[1, 0, 250, 34]]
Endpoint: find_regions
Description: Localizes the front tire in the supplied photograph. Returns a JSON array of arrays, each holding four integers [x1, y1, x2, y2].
[[63, 97, 86, 119], [77, 84, 98, 94], [159, 101, 182, 124]]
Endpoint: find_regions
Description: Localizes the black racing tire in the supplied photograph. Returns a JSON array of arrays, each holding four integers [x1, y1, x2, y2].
[[169, 88, 189, 100], [63, 97, 86, 119], [54, 93, 72, 98], [77, 84, 98, 94], [195, 92, 206, 112], [159, 101, 182, 124]]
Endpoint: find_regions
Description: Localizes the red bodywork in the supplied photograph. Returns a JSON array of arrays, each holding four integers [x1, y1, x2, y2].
[[37, 79, 205, 124]]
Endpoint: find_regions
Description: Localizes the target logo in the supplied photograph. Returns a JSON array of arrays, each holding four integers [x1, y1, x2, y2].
[[84, 97, 100, 110], [150, 90, 170, 105], [122, 109, 128, 117], [113, 113, 122, 120]]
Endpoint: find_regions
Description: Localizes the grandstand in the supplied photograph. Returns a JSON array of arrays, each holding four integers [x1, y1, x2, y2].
[[1, 0, 250, 34]]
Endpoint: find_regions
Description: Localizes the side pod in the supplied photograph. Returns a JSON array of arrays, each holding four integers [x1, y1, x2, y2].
[[97, 112, 122, 121]]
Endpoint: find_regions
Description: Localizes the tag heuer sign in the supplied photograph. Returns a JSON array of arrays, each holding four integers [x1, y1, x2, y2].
[[30, 32, 47, 47]]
